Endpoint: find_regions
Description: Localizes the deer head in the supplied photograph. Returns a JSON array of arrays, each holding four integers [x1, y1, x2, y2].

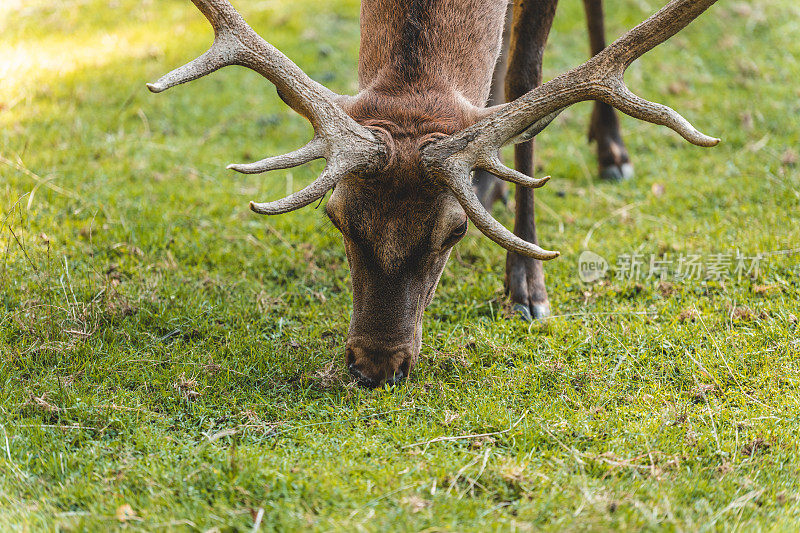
[[149, 0, 719, 387]]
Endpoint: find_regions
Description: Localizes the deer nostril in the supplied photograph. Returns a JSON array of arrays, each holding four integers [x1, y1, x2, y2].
[[386, 369, 405, 387], [348, 363, 378, 389]]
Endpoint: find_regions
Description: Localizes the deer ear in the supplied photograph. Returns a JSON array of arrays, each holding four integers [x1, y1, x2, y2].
[[362, 125, 397, 170]]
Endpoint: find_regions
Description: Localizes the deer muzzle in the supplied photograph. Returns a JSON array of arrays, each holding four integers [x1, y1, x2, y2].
[[345, 269, 436, 388], [346, 338, 419, 388]]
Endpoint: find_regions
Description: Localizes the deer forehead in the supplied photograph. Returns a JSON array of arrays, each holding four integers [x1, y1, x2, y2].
[[328, 182, 465, 274]]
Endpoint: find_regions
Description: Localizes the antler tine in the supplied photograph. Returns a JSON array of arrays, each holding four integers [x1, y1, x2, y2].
[[250, 163, 343, 215], [148, 0, 338, 119], [435, 162, 559, 260], [227, 137, 325, 174], [476, 157, 551, 189], [421, 0, 720, 260], [508, 111, 563, 146], [602, 84, 719, 147], [148, 0, 387, 214], [146, 43, 233, 94]]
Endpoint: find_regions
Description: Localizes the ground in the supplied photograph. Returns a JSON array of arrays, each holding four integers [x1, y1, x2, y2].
[[1, 0, 799, 530]]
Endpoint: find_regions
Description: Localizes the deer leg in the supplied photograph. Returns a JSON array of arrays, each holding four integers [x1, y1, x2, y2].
[[583, 0, 633, 181], [504, 0, 558, 321], [473, 3, 513, 208]]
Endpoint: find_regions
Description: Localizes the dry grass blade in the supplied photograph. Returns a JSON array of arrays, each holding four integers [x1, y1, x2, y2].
[[402, 411, 528, 450]]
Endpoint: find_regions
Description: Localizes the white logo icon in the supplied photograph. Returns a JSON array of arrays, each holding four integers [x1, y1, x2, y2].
[[579, 250, 609, 283]]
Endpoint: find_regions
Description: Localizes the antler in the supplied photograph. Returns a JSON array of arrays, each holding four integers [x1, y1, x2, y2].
[[422, 0, 720, 260], [148, 0, 387, 214]]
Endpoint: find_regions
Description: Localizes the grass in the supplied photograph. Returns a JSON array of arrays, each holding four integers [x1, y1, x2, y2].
[[1, 0, 799, 530]]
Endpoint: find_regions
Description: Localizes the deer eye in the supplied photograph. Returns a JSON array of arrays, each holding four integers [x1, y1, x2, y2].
[[443, 219, 468, 248]]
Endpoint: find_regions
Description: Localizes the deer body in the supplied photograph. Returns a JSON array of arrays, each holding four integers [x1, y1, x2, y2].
[[148, 0, 720, 387]]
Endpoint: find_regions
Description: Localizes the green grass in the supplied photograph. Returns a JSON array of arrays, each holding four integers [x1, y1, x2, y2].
[[1, 0, 799, 530]]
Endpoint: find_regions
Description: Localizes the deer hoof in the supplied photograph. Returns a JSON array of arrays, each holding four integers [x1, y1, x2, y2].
[[600, 162, 634, 182], [512, 302, 550, 322], [531, 302, 551, 320], [512, 303, 533, 322]]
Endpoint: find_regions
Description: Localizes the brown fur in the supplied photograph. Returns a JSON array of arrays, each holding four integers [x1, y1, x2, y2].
[[358, 0, 507, 105], [332, 0, 624, 386]]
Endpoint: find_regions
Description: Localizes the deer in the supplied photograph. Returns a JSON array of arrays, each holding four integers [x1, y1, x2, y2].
[[148, 0, 720, 387]]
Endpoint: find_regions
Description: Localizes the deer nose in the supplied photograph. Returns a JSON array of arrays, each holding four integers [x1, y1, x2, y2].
[[346, 344, 409, 388], [348, 363, 405, 388]]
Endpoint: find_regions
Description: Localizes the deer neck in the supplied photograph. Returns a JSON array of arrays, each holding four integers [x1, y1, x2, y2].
[[357, 0, 508, 107]]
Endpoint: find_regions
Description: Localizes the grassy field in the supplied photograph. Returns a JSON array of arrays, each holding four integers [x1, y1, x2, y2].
[[2, 0, 799, 530]]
